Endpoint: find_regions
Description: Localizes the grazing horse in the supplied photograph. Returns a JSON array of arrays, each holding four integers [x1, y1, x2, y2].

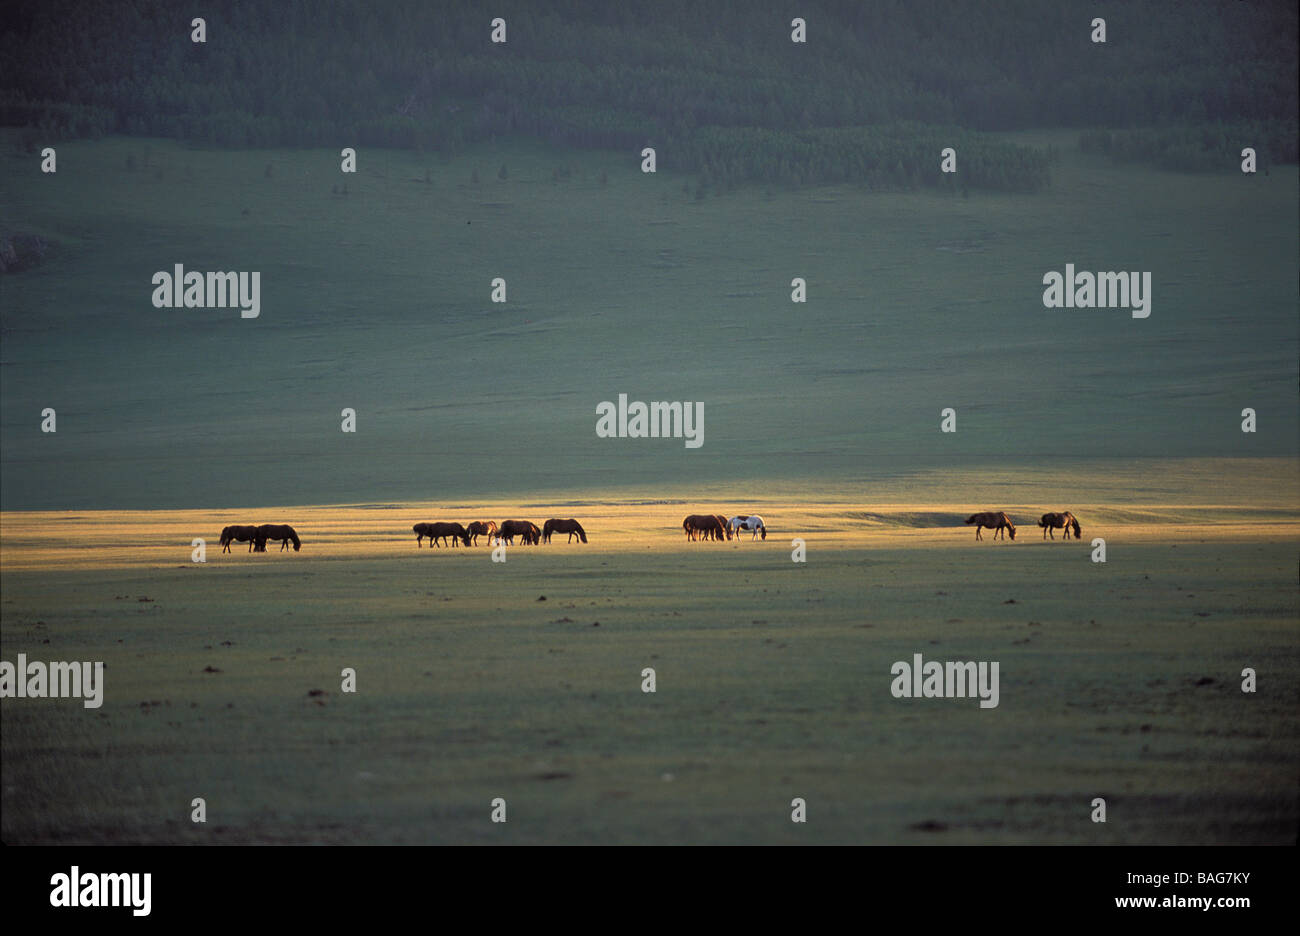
[[466, 521, 498, 546], [713, 515, 733, 541], [220, 524, 259, 553], [965, 512, 1016, 541], [683, 514, 727, 542], [728, 515, 767, 540], [543, 519, 587, 543], [255, 523, 301, 552], [414, 522, 470, 548], [498, 520, 540, 545], [1038, 511, 1081, 540]]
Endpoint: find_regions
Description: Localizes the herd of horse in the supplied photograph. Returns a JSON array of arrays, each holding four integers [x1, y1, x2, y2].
[[683, 514, 768, 541], [217, 510, 1080, 554], [412, 518, 588, 548], [966, 511, 1082, 541], [219, 523, 301, 552]]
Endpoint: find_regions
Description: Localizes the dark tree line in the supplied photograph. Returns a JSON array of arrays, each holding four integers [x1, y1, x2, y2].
[[1080, 121, 1298, 172], [1, 0, 1295, 191]]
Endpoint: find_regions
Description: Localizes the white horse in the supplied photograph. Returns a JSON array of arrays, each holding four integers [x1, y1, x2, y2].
[[728, 515, 766, 540]]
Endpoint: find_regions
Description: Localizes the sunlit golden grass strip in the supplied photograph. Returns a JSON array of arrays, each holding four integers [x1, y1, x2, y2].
[[3, 501, 1297, 572]]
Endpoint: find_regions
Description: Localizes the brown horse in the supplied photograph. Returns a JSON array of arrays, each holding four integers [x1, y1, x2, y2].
[[255, 524, 301, 552], [965, 512, 1016, 541], [543, 519, 587, 543], [498, 520, 540, 545], [466, 520, 498, 545], [1038, 511, 1081, 540], [414, 522, 470, 548], [683, 514, 727, 542], [220, 524, 259, 553], [713, 515, 733, 541]]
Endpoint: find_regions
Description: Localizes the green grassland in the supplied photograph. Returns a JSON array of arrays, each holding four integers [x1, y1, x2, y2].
[[1, 130, 1296, 844], [1, 130, 1296, 508], [2, 529, 1295, 844]]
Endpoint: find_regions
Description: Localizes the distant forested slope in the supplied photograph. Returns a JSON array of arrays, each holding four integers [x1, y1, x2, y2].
[[2, 0, 1295, 191]]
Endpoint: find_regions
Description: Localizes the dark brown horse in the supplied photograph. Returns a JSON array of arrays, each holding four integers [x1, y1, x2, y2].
[[220, 524, 259, 553], [466, 520, 497, 545], [498, 520, 540, 545], [683, 514, 727, 542], [713, 515, 733, 541], [542, 519, 587, 543], [1038, 511, 1081, 540], [414, 522, 470, 548], [255, 524, 301, 552], [965, 511, 1016, 541]]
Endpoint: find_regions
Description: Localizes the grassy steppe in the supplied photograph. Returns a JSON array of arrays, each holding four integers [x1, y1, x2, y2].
[[2, 129, 1296, 844], [1, 131, 1296, 508], [2, 476, 1297, 844]]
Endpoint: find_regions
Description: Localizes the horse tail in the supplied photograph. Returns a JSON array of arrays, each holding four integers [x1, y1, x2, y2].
[[965, 515, 977, 525], [1037, 515, 1048, 527]]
